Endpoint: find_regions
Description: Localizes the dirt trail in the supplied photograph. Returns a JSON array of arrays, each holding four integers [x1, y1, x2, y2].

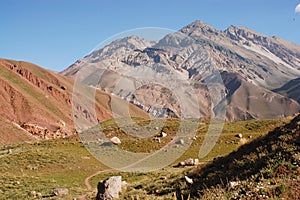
[[84, 169, 113, 190]]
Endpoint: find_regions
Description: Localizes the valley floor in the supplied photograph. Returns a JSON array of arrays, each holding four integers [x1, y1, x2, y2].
[[1, 117, 297, 199]]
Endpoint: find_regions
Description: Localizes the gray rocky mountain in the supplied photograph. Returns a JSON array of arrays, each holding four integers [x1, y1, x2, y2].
[[61, 20, 300, 121]]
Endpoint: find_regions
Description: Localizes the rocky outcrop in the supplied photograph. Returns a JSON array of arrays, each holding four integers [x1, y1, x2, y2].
[[21, 122, 73, 140], [178, 158, 200, 167]]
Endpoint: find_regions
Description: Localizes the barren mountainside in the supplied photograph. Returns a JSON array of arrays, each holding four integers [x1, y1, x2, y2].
[[0, 58, 147, 145], [62, 20, 300, 121]]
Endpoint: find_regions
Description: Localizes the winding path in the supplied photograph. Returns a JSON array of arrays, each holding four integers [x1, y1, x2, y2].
[[84, 168, 113, 190]]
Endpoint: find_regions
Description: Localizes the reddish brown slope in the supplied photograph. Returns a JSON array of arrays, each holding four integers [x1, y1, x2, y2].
[[0, 58, 147, 145]]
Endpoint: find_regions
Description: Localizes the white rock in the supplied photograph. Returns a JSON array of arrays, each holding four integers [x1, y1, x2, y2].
[[184, 158, 194, 166], [229, 181, 240, 188], [53, 188, 69, 196], [122, 181, 128, 186], [160, 132, 167, 138], [36, 193, 42, 197], [194, 158, 200, 165], [185, 176, 193, 184], [29, 191, 36, 196], [110, 136, 121, 145]]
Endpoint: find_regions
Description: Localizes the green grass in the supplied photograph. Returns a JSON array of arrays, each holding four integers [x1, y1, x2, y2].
[[0, 118, 284, 199]]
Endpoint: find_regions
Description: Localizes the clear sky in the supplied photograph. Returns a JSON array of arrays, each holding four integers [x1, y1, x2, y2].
[[1, 0, 300, 72]]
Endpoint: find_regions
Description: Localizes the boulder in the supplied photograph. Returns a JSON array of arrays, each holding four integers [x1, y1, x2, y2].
[[110, 137, 121, 145], [96, 176, 123, 200], [236, 133, 243, 138], [53, 188, 69, 196]]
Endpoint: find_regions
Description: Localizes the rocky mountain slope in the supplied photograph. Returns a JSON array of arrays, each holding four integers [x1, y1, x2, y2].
[[273, 77, 300, 104], [62, 20, 300, 121], [0, 58, 147, 145]]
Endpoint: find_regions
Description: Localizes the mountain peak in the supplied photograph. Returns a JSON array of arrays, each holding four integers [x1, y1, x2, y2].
[[180, 20, 219, 36]]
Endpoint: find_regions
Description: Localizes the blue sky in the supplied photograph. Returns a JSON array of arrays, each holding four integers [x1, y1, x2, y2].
[[1, 0, 300, 71]]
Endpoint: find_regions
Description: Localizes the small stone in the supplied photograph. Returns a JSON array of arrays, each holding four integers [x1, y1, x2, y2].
[[36, 192, 42, 197], [29, 191, 36, 196], [160, 132, 167, 138], [110, 136, 121, 145], [229, 181, 240, 188], [184, 158, 194, 166], [194, 158, 200, 165], [122, 181, 128, 186], [176, 139, 185, 145], [185, 176, 193, 184], [16, 181, 20, 185], [7, 149, 12, 154], [53, 188, 69, 196], [248, 135, 253, 139], [236, 133, 243, 138]]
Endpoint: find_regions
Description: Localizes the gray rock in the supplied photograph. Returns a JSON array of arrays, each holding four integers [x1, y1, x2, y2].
[[176, 139, 185, 145], [96, 176, 123, 200], [53, 188, 69, 196]]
